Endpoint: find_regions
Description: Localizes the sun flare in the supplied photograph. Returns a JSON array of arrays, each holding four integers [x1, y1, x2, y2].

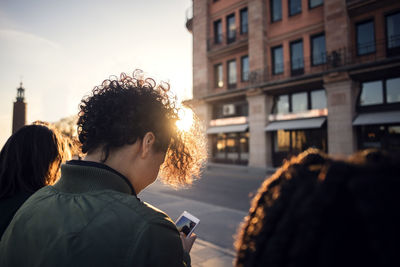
[[176, 107, 194, 132]]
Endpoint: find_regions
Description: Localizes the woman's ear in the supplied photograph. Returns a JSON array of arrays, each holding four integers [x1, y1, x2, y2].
[[141, 132, 156, 158]]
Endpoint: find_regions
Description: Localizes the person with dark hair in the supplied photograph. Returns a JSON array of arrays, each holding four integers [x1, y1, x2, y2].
[[0, 122, 69, 237], [235, 148, 400, 267], [0, 71, 206, 267]]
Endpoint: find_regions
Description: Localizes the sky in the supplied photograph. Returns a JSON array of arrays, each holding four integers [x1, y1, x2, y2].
[[0, 0, 193, 147]]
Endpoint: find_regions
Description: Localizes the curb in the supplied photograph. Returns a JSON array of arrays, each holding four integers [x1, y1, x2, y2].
[[196, 238, 236, 257]]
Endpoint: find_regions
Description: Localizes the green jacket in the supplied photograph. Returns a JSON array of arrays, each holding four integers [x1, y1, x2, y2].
[[0, 161, 190, 267]]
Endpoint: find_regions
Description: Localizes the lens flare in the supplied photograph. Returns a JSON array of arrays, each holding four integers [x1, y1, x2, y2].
[[176, 107, 194, 132]]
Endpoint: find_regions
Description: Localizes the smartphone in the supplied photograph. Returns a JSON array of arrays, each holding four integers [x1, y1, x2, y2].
[[175, 211, 200, 238]]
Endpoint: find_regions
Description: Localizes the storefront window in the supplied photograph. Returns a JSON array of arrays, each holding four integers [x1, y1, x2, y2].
[[291, 130, 306, 151], [272, 128, 327, 167], [292, 92, 308, 112], [388, 126, 400, 150], [215, 134, 226, 159], [360, 81, 383, 106], [358, 125, 400, 150], [239, 133, 249, 161], [274, 130, 290, 152], [212, 132, 249, 165], [311, 89, 326, 109], [386, 77, 400, 103]]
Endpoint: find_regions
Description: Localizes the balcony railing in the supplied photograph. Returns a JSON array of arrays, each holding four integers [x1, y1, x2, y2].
[[207, 28, 248, 51], [248, 36, 400, 85]]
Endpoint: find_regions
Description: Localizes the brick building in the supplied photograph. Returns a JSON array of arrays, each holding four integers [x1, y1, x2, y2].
[[186, 0, 400, 168]]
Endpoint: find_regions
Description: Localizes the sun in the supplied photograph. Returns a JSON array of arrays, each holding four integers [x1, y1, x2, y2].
[[176, 107, 194, 132]]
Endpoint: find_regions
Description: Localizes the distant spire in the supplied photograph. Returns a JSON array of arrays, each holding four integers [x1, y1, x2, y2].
[[16, 82, 25, 102]]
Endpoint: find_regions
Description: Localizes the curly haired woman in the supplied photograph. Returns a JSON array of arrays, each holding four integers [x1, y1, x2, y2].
[[0, 71, 206, 267], [235, 149, 400, 267]]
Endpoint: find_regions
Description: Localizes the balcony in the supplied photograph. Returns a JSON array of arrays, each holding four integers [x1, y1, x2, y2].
[[248, 36, 400, 86], [207, 27, 248, 52]]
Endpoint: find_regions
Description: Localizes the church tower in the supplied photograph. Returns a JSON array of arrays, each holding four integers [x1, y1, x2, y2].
[[12, 82, 27, 134]]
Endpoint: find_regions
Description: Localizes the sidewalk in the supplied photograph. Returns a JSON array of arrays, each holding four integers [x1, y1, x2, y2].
[[190, 238, 235, 267]]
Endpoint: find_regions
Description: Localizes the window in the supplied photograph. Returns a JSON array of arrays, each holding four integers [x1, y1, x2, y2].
[[214, 20, 222, 44], [309, 0, 323, 8], [292, 92, 308, 113], [386, 77, 400, 103], [271, 0, 282, 22], [272, 45, 284, 74], [212, 132, 249, 165], [290, 40, 304, 75], [240, 8, 248, 34], [213, 101, 248, 119], [360, 81, 383, 106], [227, 60, 237, 88], [241, 56, 249, 82], [359, 125, 400, 151], [227, 14, 236, 44], [289, 0, 302, 16], [275, 95, 289, 114], [311, 34, 326, 65], [272, 128, 327, 167], [386, 12, 400, 55], [356, 20, 375, 55], [214, 64, 223, 88], [274, 89, 326, 114], [311, 90, 327, 109], [360, 78, 400, 106]]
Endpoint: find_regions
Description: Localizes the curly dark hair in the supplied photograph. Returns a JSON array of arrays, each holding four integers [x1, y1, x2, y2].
[[0, 122, 70, 199], [235, 148, 400, 267], [77, 70, 206, 186]]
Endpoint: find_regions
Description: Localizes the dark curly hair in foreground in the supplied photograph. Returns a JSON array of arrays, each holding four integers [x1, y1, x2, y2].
[[77, 70, 206, 186], [236, 149, 400, 267]]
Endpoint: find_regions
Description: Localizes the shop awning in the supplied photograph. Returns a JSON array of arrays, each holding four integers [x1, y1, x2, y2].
[[265, 117, 326, 131], [353, 111, 400, 126], [206, 124, 249, 134]]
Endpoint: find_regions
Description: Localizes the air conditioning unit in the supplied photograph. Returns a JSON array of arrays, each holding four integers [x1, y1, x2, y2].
[[222, 104, 236, 116]]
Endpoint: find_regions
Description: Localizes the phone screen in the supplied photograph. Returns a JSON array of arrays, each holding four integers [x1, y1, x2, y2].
[[175, 211, 199, 237]]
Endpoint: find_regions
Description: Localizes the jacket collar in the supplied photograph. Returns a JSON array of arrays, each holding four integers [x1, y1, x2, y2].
[[53, 161, 136, 196]]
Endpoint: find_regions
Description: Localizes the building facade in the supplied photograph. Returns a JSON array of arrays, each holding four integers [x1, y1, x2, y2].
[[186, 0, 400, 168], [12, 82, 27, 134]]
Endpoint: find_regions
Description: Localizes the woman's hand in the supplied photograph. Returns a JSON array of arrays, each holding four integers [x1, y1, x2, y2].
[[180, 232, 197, 253]]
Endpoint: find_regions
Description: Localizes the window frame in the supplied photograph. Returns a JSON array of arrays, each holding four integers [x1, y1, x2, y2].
[[227, 59, 237, 89], [214, 63, 223, 88], [385, 10, 400, 56], [226, 13, 236, 44], [240, 8, 248, 34], [308, 0, 323, 9], [358, 77, 400, 110], [241, 55, 249, 82], [271, 45, 284, 75], [310, 33, 326, 66], [214, 19, 222, 44], [288, 0, 302, 17], [356, 19, 376, 56], [290, 39, 304, 76], [270, 0, 282, 23], [273, 89, 327, 114]]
